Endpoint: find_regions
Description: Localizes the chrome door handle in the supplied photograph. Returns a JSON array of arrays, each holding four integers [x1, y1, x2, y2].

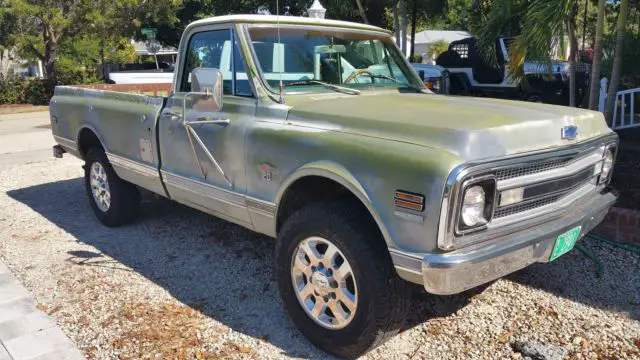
[[165, 111, 182, 119], [189, 117, 231, 126]]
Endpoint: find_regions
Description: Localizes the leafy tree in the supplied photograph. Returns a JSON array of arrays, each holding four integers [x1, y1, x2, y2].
[[0, 5, 17, 76], [427, 39, 449, 60], [2, 0, 179, 82]]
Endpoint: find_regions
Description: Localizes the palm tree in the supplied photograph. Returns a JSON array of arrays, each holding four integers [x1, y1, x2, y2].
[[588, 0, 606, 110], [605, 0, 629, 124], [393, 1, 400, 47], [400, 0, 408, 55], [567, 3, 579, 107], [355, 0, 369, 24], [473, 0, 581, 107]]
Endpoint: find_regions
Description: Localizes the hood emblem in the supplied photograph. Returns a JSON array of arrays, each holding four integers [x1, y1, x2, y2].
[[561, 125, 578, 140]]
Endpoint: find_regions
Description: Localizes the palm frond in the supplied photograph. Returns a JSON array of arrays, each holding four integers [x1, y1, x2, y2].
[[472, 0, 576, 81]]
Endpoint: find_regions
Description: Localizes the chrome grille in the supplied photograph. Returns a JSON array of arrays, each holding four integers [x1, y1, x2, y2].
[[494, 193, 565, 218], [495, 157, 574, 181], [494, 166, 597, 219]]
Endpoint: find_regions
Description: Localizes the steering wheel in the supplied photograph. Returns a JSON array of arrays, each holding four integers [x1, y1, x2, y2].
[[344, 69, 375, 84]]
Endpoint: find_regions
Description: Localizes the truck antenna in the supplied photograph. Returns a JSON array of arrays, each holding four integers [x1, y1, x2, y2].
[[276, 0, 285, 104]]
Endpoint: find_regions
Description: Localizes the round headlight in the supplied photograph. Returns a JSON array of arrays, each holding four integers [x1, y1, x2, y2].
[[461, 185, 486, 227], [601, 149, 614, 179]]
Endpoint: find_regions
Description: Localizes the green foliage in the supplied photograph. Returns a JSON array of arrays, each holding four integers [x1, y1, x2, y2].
[[0, 73, 52, 105], [427, 39, 449, 59], [0, 73, 27, 104], [55, 58, 100, 85], [2, 0, 180, 80], [410, 53, 423, 63], [472, 0, 577, 78], [22, 78, 54, 105]]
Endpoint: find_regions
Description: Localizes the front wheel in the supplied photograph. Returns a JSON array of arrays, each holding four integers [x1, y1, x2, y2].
[[84, 147, 140, 227], [275, 202, 410, 359]]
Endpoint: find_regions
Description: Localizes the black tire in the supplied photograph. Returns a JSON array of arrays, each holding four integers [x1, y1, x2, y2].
[[275, 202, 410, 359], [84, 147, 140, 227]]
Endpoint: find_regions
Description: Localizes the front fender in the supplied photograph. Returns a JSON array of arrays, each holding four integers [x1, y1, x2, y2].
[[274, 161, 392, 246]]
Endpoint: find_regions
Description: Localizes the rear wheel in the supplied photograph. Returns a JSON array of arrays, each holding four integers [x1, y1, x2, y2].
[[84, 147, 140, 227], [275, 202, 410, 359]]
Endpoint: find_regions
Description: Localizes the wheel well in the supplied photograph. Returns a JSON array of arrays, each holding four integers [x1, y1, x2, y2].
[[276, 176, 380, 237], [77, 128, 103, 159]]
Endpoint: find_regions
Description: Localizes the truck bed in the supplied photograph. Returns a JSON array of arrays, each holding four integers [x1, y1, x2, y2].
[[50, 85, 168, 196]]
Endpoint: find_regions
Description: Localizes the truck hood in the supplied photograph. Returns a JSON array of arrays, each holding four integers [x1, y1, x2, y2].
[[285, 92, 612, 162]]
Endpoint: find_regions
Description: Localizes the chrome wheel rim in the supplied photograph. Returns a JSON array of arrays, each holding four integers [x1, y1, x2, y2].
[[90, 162, 111, 212], [291, 236, 358, 330]]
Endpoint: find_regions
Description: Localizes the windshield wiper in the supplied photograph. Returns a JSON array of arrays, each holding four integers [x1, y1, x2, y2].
[[286, 80, 361, 95], [368, 74, 429, 93]]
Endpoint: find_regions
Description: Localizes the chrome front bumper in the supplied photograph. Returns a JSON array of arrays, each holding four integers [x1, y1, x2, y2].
[[392, 188, 617, 295]]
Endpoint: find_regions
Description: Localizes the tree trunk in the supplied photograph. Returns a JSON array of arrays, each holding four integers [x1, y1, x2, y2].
[[0, 49, 13, 77], [42, 26, 59, 83], [410, 0, 417, 60], [355, 0, 369, 24], [393, 1, 400, 48], [400, 0, 408, 55], [588, 0, 606, 110], [567, 3, 578, 107], [605, 0, 629, 124]]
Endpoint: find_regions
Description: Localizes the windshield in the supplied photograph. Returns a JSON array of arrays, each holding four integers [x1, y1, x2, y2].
[[247, 26, 424, 93]]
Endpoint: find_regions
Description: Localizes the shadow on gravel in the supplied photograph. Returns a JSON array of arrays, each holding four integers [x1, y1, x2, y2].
[[506, 243, 640, 321], [7, 177, 472, 358], [8, 177, 639, 357]]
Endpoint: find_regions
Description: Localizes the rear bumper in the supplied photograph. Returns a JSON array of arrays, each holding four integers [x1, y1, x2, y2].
[[391, 188, 617, 295]]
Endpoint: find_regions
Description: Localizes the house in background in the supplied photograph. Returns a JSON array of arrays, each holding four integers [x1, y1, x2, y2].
[[413, 30, 471, 64]]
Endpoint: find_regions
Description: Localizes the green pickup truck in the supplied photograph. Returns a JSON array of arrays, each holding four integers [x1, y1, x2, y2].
[[50, 15, 618, 359]]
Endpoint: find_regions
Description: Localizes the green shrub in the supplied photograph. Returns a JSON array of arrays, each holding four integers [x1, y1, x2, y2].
[[410, 54, 423, 63], [55, 58, 86, 85], [23, 79, 54, 105], [0, 73, 27, 105]]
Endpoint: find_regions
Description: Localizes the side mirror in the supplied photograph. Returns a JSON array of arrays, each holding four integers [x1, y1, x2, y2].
[[190, 67, 224, 112]]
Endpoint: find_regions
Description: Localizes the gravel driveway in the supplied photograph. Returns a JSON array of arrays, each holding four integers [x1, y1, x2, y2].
[[1, 156, 639, 359]]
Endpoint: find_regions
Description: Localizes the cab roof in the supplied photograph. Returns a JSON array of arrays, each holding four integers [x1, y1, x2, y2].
[[187, 14, 392, 35]]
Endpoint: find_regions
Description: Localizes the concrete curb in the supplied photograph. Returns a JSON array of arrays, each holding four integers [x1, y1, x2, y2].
[[591, 207, 640, 247], [0, 262, 85, 360]]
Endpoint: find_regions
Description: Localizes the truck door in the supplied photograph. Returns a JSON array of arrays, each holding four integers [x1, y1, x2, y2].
[[158, 25, 257, 227]]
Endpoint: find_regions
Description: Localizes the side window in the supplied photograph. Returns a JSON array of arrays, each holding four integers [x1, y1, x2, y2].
[[180, 30, 231, 93], [234, 39, 253, 96], [180, 29, 253, 97]]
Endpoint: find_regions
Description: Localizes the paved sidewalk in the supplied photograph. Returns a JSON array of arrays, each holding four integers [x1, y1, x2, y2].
[[0, 262, 84, 360], [0, 112, 54, 170]]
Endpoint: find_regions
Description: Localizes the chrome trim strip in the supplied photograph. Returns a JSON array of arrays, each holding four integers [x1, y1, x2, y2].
[[497, 151, 603, 190], [389, 249, 423, 275], [106, 153, 158, 178], [53, 135, 77, 150], [246, 197, 276, 217], [161, 170, 245, 207]]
